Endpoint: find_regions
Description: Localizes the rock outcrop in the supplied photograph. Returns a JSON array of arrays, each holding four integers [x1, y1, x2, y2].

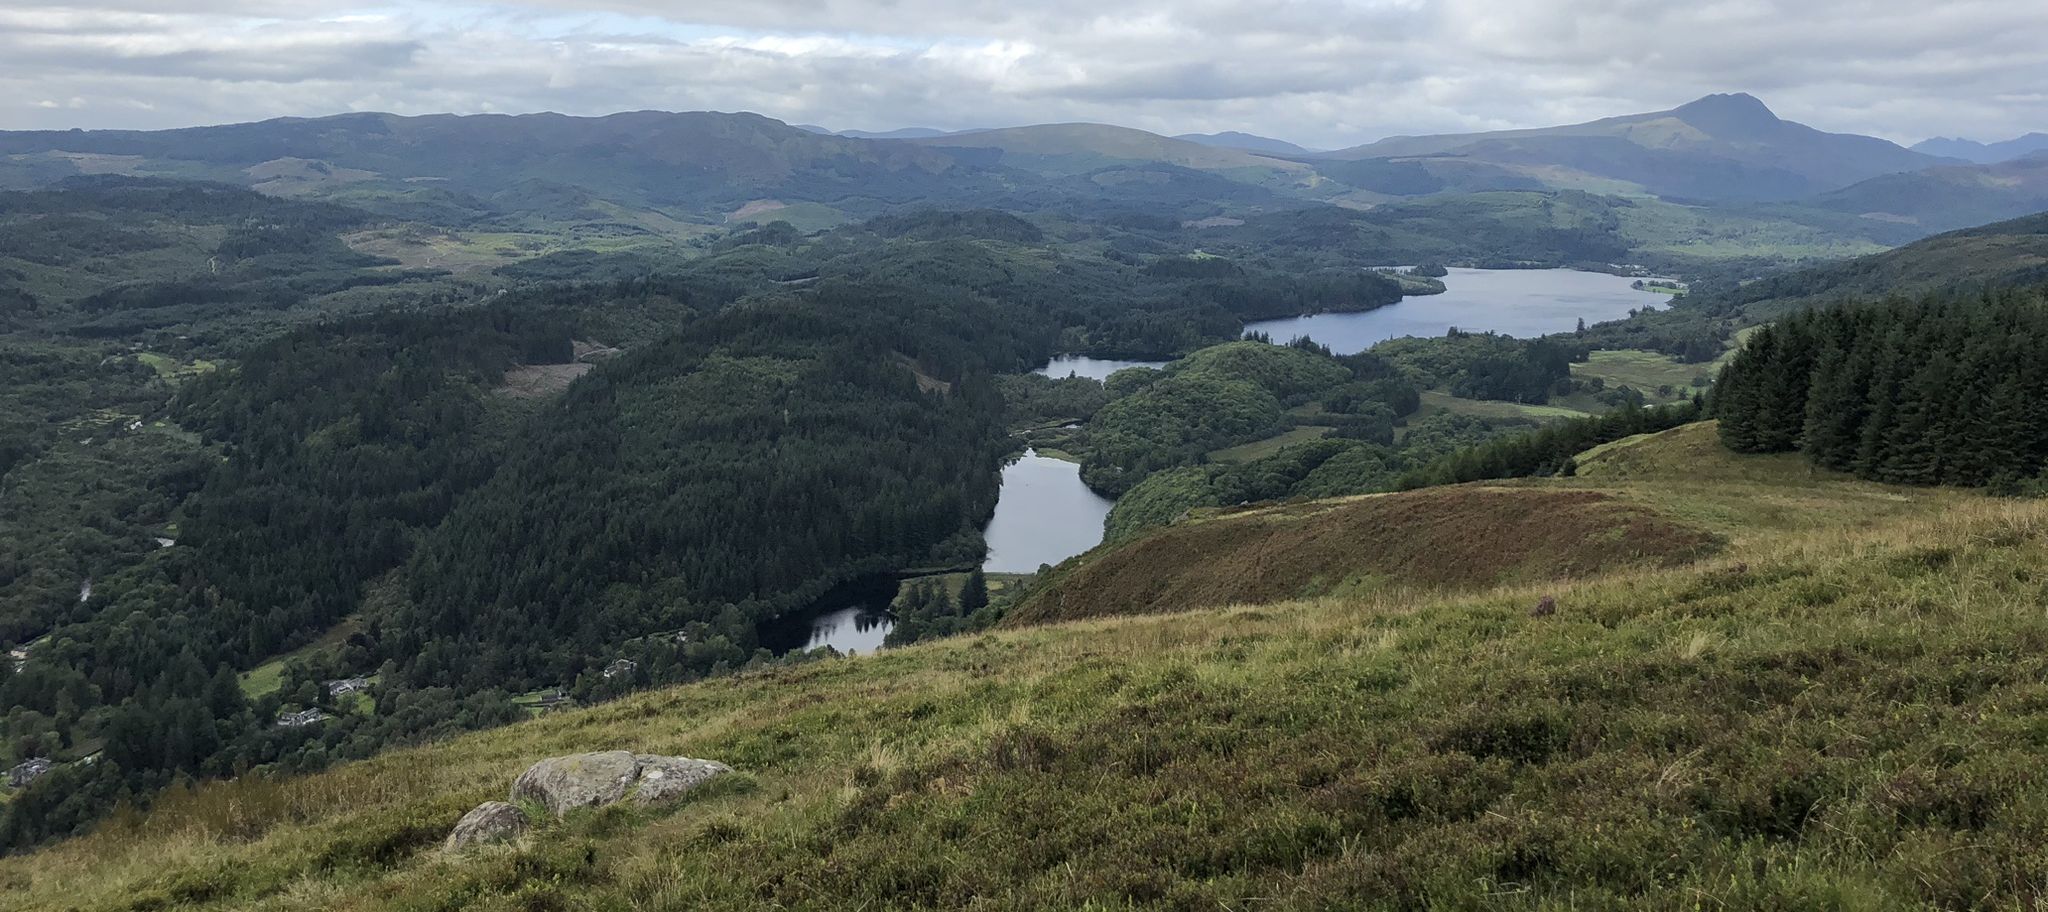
[[510, 751, 732, 817], [444, 801, 530, 851]]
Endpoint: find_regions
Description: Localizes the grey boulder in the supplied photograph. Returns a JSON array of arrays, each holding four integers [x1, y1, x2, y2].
[[630, 754, 734, 806], [444, 800, 530, 851], [510, 750, 732, 817]]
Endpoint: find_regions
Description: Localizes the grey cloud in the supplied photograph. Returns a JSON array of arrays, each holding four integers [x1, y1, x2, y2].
[[0, 1, 2041, 148]]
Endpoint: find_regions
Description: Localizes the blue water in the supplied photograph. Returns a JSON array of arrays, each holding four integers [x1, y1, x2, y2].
[[789, 605, 893, 655], [1034, 355, 1168, 382], [982, 449, 1116, 573], [1245, 268, 1659, 354]]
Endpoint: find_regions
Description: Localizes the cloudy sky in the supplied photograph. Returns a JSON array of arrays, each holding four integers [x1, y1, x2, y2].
[[1, 1, 2042, 148]]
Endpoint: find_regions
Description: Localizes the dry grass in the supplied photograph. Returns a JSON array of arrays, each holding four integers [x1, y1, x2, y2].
[[1013, 423, 1975, 627], [1008, 486, 1721, 625]]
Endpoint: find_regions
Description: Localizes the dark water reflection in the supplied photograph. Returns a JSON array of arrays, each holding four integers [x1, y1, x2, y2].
[[764, 577, 898, 655]]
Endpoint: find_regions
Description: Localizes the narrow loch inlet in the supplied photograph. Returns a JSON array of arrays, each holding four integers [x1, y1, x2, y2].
[[982, 449, 1116, 574]]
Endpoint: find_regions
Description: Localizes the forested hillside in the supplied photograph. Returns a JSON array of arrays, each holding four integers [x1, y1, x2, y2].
[[0, 194, 1484, 849], [1707, 211, 2048, 319], [0, 177, 482, 338], [390, 282, 1023, 694]]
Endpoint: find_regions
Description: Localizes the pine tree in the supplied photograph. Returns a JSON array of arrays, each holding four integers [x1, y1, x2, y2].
[[1878, 352, 1952, 486], [1754, 317, 1815, 452], [961, 568, 989, 614], [1800, 313, 1869, 471], [1714, 326, 1770, 452], [1853, 322, 1912, 477]]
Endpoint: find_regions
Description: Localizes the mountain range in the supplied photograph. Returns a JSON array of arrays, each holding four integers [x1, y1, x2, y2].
[[1172, 131, 1315, 156], [1803, 152, 2048, 233], [2, 93, 2043, 247], [1911, 132, 2048, 164], [1316, 93, 1944, 203]]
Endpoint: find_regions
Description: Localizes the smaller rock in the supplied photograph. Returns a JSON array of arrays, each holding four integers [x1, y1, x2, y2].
[[631, 755, 733, 806], [444, 801, 529, 851], [1530, 595, 1557, 617]]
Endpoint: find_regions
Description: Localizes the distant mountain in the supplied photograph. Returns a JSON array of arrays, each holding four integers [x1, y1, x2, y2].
[[1173, 131, 1313, 156], [909, 123, 1311, 186], [1318, 93, 1945, 203], [837, 127, 957, 140], [1911, 133, 2048, 164], [0, 111, 1012, 223], [1803, 153, 2048, 233]]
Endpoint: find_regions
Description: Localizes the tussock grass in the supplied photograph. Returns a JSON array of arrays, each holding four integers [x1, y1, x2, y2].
[[6, 434, 2044, 910]]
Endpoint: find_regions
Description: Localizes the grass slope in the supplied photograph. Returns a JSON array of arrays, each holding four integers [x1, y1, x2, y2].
[[1008, 486, 1720, 625], [4, 427, 2030, 912], [1015, 422, 1969, 628]]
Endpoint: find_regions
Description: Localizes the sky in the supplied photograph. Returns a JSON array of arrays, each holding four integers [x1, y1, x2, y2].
[[1, 1, 2043, 149]]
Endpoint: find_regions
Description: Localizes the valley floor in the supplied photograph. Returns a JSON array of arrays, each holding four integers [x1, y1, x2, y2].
[[7, 428, 2046, 911]]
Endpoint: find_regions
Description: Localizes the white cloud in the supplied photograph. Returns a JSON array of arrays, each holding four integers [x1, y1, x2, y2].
[[0, 0, 2041, 148]]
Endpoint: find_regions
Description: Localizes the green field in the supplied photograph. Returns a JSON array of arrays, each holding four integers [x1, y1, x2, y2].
[[724, 201, 849, 232], [1612, 197, 1896, 261], [1207, 425, 1333, 463], [345, 227, 687, 272], [1569, 349, 1715, 401], [891, 571, 1033, 613], [237, 617, 363, 699], [1416, 389, 1589, 421]]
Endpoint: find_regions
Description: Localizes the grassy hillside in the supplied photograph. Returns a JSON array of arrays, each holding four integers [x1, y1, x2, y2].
[[1012, 423, 1972, 626], [1209, 190, 1911, 269], [8, 427, 2046, 910], [1007, 486, 1719, 625]]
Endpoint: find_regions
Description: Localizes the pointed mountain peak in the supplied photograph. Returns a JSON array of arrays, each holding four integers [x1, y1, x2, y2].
[[1671, 93, 1782, 137]]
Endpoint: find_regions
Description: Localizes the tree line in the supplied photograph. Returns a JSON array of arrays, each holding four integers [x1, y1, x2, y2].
[[1715, 287, 2048, 489]]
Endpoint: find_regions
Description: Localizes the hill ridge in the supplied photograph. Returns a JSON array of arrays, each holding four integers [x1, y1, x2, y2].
[[1318, 93, 1942, 202]]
